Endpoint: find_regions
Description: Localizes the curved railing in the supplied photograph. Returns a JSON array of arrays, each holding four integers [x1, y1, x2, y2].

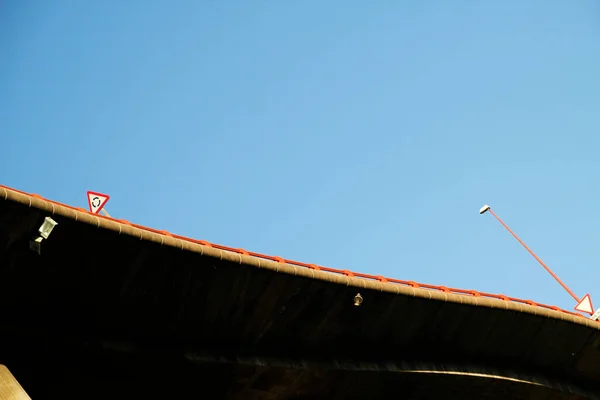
[[0, 184, 590, 320]]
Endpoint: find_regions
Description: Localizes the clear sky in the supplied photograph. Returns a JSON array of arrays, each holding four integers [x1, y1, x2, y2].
[[2, 1, 600, 313]]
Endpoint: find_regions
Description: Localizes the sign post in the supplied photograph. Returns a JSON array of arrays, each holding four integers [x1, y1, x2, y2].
[[480, 204, 595, 317]]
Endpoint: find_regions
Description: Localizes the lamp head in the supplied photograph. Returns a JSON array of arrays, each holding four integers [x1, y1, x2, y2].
[[39, 217, 58, 239], [354, 293, 363, 306]]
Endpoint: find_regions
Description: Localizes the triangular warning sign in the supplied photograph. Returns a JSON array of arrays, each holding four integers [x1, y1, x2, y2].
[[87, 191, 110, 214], [574, 294, 594, 315]]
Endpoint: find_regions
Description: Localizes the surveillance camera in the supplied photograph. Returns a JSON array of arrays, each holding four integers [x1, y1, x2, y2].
[[479, 205, 491, 215]]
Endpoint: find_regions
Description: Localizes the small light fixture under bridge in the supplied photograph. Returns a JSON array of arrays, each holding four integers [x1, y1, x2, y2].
[[354, 293, 363, 307], [29, 217, 58, 255]]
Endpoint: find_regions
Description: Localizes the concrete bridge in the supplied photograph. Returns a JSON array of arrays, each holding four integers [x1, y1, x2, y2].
[[1, 185, 599, 399]]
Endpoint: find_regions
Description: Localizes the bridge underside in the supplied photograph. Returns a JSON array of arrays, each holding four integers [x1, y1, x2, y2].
[[0, 194, 599, 399], [0, 345, 591, 399]]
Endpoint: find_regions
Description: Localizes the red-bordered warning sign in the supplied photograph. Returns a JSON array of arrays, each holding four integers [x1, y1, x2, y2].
[[574, 294, 594, 315], [87, 191, 110, 214]]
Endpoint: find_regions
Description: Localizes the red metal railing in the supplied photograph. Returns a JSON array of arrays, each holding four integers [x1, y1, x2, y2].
[[0, 184, 587, 319]]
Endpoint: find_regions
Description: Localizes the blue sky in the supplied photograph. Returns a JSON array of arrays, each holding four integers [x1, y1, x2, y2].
[[2, 1, 600, 313]]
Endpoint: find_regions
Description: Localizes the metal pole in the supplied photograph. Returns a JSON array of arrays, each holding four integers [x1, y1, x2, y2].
[[485, 207, 580, 303]]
